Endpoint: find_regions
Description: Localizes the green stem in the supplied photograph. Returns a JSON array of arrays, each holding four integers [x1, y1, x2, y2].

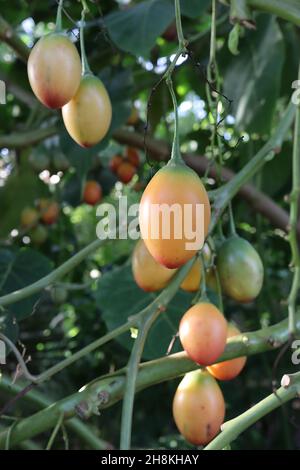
[[0, 320, 135, 384], [174, 0, 186, 47], [1, 311, 300, 449], [288, 62, 300, 335], [0, 376, 110, 449], [247, 0, 300, 26], [46, 413, 64, 450], [166, 77, 182, 164], [119, 317, 152, 450], [0, 260, 194, 387], [209, 0, 217, 67], [80, 7, 92, 75], [228, 201, 237, 236], [193, 254, 208, 304], [55, 0, 64, 32], [204, 372, 300, 450], [120, 258, 195, 449], [0, 238, 105, 308], [214, 266, 224, 313]]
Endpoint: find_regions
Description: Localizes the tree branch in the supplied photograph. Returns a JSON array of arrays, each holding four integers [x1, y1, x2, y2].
[[0, 311, 299, 448], [0, 376, 112, 449], [0, 15, 29, 61], [204, 371, 300, 450]]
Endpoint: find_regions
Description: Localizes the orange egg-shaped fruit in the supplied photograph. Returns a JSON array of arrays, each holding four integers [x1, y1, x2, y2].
[[27, 33, 81, 109], [207, 323, 247, 381], [181, 244, 211, 292], [139, 161, 211, 269], [173, 369, 225, 446], [132, 239, 176, 292], [179, 302, 227, 366], [83, 181, 102, 206], [62, 74, 112, 148]]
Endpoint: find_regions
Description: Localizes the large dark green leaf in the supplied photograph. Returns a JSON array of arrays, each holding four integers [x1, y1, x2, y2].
[[223, 15, 285, 134], [105, 0, 174, 57], [0, 248, 52, 319], [179, 0, 211, 18], [95, 264, 192, 360]]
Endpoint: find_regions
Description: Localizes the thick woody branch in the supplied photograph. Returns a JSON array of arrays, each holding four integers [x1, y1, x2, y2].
[[0, 311, 299, 449], [0, 15, 29, 61]]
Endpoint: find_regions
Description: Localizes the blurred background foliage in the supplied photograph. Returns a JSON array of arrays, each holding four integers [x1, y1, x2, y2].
[[0, 0, 299, 450]]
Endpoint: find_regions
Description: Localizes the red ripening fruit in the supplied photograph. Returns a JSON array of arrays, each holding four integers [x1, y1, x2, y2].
[[207, 323, 247, 381], [62, 75, 112, 148], [39, 199, 60, 225], [139, 161, 211, 268], [179, 302, 227, 366], [83, 181, 102, 206], [126, 147, 140, 167], [117, 161, 136, 184], [173, 370, 225, 446], [109, 155, 123, 174], [27, 33, 81, 109]]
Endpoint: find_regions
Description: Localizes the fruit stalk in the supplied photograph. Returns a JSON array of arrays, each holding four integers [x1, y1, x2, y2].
[[55, 0, 64, 32], [174, 0, 185, 48], [80, 5, 91, 75], [166, 77, 182, 163], [119, 258, 195, 450], [288, 62, 300, 335]]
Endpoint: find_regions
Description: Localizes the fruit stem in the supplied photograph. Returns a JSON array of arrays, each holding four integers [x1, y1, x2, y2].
[[166, 77, 183, 164], [193, 253, 209, 304], [228, 201, 237, 236], [80, 6, 92, 75], [55, 0, 64, 32], [174, 0, 186, 49], [214, 267, 224, 313]]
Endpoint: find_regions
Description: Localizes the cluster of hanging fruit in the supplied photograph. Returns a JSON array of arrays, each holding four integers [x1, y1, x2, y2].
[[109, 147, 140, 184], [133, 83, 263, 444], [27, 2, 111, 148]]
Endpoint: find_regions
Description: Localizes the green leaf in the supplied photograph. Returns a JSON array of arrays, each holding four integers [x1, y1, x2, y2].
[[95, 264, 192, 360], [0, 248, 53, 320], [179, 0, 211, 19], [223, 15, 285, 134], [105, 0, 174, 58]]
